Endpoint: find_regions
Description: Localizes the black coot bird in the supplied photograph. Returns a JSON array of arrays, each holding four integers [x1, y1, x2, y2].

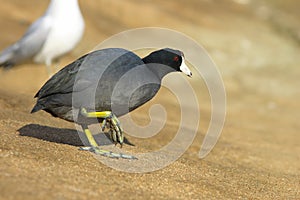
[[31, 48, 192, 159]]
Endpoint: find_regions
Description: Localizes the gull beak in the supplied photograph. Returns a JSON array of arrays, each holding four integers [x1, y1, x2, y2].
[[180, 57, 192, 77]]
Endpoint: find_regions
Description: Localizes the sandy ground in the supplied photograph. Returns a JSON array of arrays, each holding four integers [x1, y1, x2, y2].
[[0, 0, 300, 199]]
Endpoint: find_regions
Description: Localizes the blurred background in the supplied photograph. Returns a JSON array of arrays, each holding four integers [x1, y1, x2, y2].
[[0, 0, 299, 199]]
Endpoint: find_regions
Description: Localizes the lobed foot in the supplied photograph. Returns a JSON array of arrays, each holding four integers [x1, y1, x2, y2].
[[101, 113, 124, 146]]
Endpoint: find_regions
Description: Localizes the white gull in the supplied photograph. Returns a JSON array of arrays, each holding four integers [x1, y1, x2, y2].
[[0, 0, 85, 74]]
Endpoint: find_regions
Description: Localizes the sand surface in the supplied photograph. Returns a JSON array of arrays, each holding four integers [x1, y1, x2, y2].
[[0, 0, 299, 199]]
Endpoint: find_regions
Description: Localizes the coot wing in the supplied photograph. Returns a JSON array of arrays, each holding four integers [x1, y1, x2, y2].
[[34, 48, 143, 101]]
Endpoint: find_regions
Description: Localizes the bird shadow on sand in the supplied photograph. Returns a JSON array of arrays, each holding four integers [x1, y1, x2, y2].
[[18, 124, 135, 147]]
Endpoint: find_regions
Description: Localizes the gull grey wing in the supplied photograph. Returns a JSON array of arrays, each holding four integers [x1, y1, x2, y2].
[[0, 15, 52, 67]]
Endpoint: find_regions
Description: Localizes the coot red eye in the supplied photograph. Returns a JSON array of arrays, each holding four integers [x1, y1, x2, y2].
[[173, 56, 179, 62]]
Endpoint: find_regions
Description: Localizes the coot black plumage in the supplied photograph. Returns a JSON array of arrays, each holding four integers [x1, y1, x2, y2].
[[31, 48, 192, 159]]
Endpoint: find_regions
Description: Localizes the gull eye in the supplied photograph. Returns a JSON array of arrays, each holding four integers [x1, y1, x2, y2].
[[173, 56, 179, 62]]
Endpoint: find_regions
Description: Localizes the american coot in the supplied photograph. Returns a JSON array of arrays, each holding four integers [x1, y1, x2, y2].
[[31, 48, 192, 159], [0, 0, 84, 74]]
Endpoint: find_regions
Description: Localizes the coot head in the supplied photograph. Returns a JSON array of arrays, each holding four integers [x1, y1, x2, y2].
[[142, 48, 192, 77]]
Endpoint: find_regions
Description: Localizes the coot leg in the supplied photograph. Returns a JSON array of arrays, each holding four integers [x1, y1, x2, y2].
[[80, 108, 123, 145], [79, 108, 137, 159]]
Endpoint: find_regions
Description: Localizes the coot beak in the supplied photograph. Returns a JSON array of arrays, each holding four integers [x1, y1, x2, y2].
[[180, 57, 192, 77]]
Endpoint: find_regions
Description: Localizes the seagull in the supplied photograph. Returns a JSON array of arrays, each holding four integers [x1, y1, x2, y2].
[[0, 0, 85, 74]]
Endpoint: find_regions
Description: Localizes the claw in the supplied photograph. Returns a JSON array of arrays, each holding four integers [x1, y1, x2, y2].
[[101, 118, 107, 131], [110, 129, 117, 145]]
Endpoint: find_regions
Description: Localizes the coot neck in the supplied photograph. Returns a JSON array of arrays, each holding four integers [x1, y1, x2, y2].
[[142, 56, 175, 80]]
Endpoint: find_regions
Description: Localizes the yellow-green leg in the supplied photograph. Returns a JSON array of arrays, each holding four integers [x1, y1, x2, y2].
[[79, 108, 137, 159], [80, 108, 124, 145]]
